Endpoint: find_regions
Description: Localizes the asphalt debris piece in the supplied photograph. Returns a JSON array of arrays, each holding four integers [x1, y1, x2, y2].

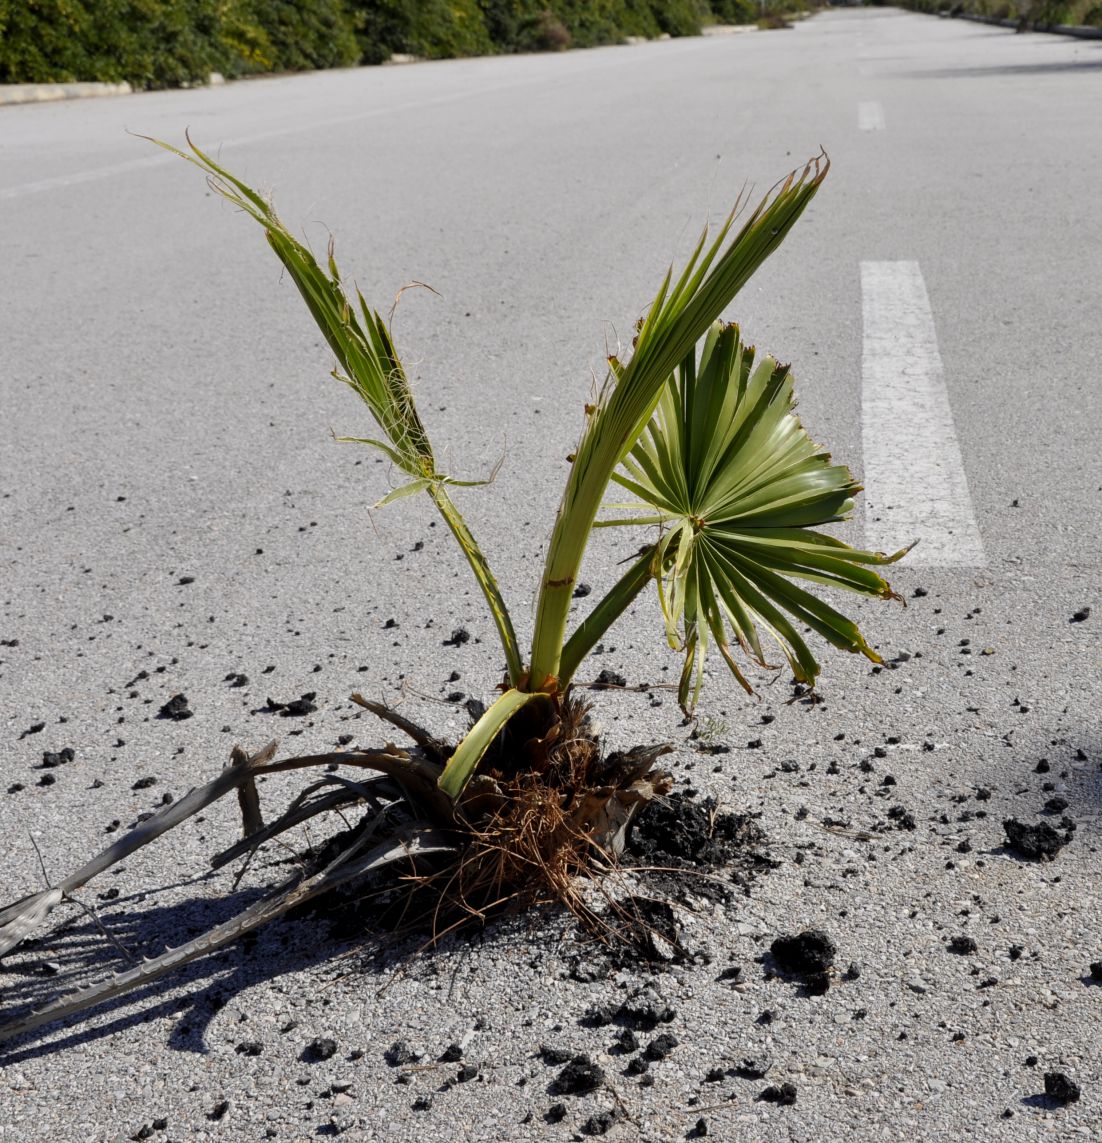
[[734, 1056, 771, 1079], [591, 668, 627, 690], [265, 692, 318, 717], [581, 1109, 619, 1136], [551, 1054, 604, 1096], [643, 1032, 679, 1061], [759, 1082, 797, 1105], [1044, 1072, 1081, 1105], [384, 1039, 417, 1067], [1003, 818, 1069, 860], [304, 1037, 338, 1063], [770, 930, 836, 975], [157, 694, 192, 721]]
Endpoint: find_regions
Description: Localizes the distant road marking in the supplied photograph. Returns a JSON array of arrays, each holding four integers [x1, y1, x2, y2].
[[0, 89, 503, 201], [858, 101, 885, 131], [860, 261, 986, 566], [1, 39, 709, 203], [0, 154, 176, 201]]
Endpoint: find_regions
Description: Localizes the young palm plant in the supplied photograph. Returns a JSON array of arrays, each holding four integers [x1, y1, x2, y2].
[[0, 138, 907, 1042]]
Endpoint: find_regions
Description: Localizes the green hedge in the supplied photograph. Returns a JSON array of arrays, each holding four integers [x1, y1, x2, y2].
[[0, 0, 781, 88], [0, 0, 360, 87], [881, 0, 1102, 28], [352, 1, 715, 60]]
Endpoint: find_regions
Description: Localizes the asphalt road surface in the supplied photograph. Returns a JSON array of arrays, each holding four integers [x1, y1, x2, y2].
[[1, 9, 1100, 1142]]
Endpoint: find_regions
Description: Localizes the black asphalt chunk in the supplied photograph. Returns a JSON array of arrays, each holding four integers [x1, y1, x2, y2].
[[759, 1082, 797, 1105], [581, 1109, 618, 1136], [590, 668, 627, 689], [551, 1055, 604, 1096], [1044, 1072, 1081, 1105], [1003, 818, 1068, 860], [38, 748, 74, 769], [643, 1032, 679, 1061], [949, 936, 978, 955], [384, 1040, 417, 1067], [265, 692, 318, 717], [442, 627, 470, 646], [734, 1056, 771, 1079], [303, 1037, 338, 1062], [770, 930, 836, 975], [157, 694, 192, 721]]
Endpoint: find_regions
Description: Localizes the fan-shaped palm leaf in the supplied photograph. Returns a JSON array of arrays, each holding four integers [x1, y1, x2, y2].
[[600, 322, 911, 712]]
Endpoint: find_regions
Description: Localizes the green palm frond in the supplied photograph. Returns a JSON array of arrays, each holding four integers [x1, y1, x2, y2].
[[528, 154, 830, 691], [149, 133, 523, 686], [599, 322, 911, 712]]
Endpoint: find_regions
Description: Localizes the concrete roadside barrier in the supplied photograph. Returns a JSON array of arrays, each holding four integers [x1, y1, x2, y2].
[[0, 81, 133, 107]]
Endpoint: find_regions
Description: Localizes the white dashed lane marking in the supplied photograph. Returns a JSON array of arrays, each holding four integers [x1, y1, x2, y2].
[[860, 260, 986, 567], [858, 101, 885, 131]]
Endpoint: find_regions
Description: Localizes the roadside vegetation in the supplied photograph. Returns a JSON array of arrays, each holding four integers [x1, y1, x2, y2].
[[879, 0, 1102, 30], [0, 138, 908, 1041], [0, 0, 817, 89]]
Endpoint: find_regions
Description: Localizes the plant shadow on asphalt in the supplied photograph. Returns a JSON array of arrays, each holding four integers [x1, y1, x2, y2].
[[0, 791, 772, 1064]]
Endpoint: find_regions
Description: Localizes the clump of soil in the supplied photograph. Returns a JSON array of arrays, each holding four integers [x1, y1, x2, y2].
[[1003, 818, 1069, 860], [626, 792, 771, 904], [629, 794, 763, 869]]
